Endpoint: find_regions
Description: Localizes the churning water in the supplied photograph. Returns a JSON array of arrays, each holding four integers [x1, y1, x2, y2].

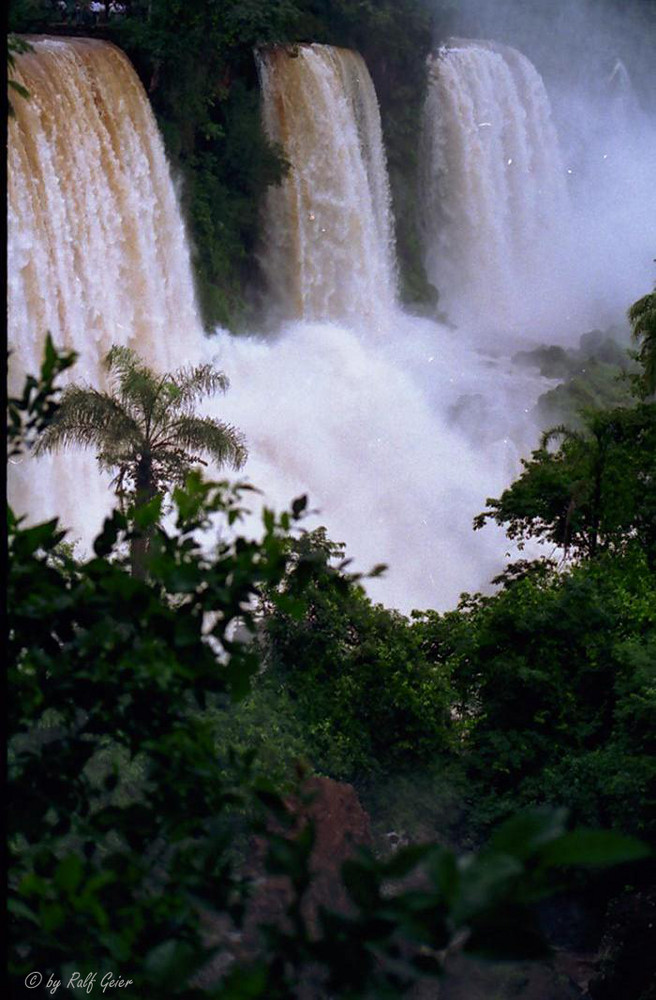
[[8, 36, 649, 610]]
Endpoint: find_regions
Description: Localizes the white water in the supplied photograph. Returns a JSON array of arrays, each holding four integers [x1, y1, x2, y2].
[[8, 38, 202, 379], [8, 37, 204, 536], [9, 37, 557, 611], [212, 317, 546, 610], [420, 39, 574, 334], [257, 45, 396, 334], [552, 62, 656, 333]]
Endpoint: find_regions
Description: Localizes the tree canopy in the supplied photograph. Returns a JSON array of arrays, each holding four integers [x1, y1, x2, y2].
[[628, 285, 656, 397], [474, 403, 656, 567], [35, 345, 247, 575], [9, 342, 650, 998]]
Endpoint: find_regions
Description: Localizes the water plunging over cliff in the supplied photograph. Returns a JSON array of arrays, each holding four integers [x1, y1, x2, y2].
[[8, 37, 206, 531], [257, 44, 396, 332], [420, 39, 571, 332], [8, 37, 203, 386], [8, 37, 546, 612]]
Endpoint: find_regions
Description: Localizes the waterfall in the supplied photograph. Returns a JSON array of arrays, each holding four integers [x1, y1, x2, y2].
[[8, 36, 546, 612], [257, 44, 396, 332], [213, 46, 546, 611], [420, 39, 571, 332], [8, 37, 206, 532], [8, 37, 204, 387]]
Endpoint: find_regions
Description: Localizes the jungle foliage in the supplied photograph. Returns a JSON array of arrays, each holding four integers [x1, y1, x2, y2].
[[8, 341, 651, 997], [248, 289, 656, 848], [260, 528, 454, 780], [514, 328, 636, 430], [417, 552, 655, 837], [474, 403, 656, 565], [628, 286, 656, 397]]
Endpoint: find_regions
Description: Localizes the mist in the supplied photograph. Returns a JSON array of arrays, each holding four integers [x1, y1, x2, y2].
[[8, 17, 655, 614], [442, 0, 656, 333], [214, 11, 655, 610]]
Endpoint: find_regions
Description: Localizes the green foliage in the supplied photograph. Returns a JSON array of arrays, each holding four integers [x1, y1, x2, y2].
[[34, 345, 247, 576], [36, 344, 246, 499], [8, 2, 51, 33], [628, 285, 656, 397], [7, 332, 77, 457], [261, 528, 454, 779], [514, 329, 636, 431], [9, 455, 307, 991], [8, 340, 654, 997], [229, 805, 648, 997], [114, 0, 300, 329], [360, 758, 471, 853], [474, 403, 656, 566], [184, 98, 287, 329], [110, 0, 441, 326], [420, 289, 656, 847], [7, 32, 34, 116], [8, 2, 446, 323], [209, 675, 315, 788], [8, 345, 292, 990], [417, 552, 656, 837]]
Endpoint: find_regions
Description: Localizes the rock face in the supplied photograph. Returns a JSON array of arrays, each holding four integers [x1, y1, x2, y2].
[[246, 775, 373, 938], [193, 776, 373, 990], [299, 775, 373, 912]]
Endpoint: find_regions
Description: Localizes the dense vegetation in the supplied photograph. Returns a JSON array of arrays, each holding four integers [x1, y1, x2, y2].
[[8, 286, 655, 995], [9, 0, 442, 327], [116, 0, 442, 326], [6, 4, 656, 993]]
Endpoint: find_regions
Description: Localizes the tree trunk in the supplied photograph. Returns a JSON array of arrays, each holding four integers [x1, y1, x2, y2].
[[130, 454, 157, 580], [130, 534, 149, 581]]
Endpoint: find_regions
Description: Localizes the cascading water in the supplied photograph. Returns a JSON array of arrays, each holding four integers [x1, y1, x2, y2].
[[257, 44, 396, 333], [8, 38, 203, 378], [420, 39, 572, 332], [8, 37, 549, 612], [8, 37, 206, 533], [212, 44, 548, 609]]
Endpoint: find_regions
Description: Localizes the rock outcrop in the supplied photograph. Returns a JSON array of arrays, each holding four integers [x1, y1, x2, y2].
[[193, 775, 372, 990]]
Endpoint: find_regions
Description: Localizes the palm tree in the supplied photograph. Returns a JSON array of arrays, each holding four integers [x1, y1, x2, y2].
[[628, 286, 656, 397], [36, 345, 247, 577], [541, 422, 608, 559]]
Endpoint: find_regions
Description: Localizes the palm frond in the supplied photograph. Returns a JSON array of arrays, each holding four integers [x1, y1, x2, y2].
[[8, 78, 30, 100], [169, 364, 230, 411], [34, 346, 247, 533], [166, 414, 247, 471], [104, 345, 141, 381], [35, 386, 141, 457], [628, 292, 656, 340], [104, 345, 162, 418], [8, 34, 33, 116], [541, 424, 585, 450], [8, 35, 34, 60], [628, 290, 656, 395]]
